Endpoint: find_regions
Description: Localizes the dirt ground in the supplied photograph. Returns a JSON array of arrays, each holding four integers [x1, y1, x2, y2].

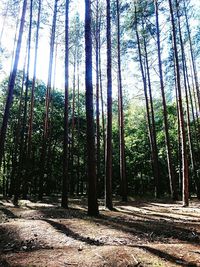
[[0, 197, 200, 267]]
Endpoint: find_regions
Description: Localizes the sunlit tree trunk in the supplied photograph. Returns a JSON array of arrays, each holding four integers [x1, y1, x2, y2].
[[116, 0, 127, 202]]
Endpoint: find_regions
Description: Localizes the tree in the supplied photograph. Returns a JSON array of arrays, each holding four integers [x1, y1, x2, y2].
[[62, 0, 69, 209], [105, 0, 113, 210], [39, 0, 58, 200], [85, 0, 99, 216], [0, 0, 27, 172], [154, 0, 178, 200], [116, 0, 127, 202], [168, 0, 189, 206]]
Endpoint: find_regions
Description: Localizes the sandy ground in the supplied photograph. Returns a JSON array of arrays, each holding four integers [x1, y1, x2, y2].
[[0, 197, 200, 266]]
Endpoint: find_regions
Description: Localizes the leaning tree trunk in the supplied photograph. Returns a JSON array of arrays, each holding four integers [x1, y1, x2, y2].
[[0, 0, 27, 174]]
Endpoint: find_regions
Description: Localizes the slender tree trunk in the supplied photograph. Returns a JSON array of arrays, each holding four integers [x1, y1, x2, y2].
[[95, 0, 101, 197], [105, 0, 113, 210], [0, 0, 27, 173], [76, 58, 80, 196], [85, 0, 99, 216], [99, 21, 106, 195], [62, 0, 69, 208], [39, 0, 58, 200], [135, 7, 156, 199], [154, 0, 178, 200], [169, 0, 189, 206], [20, 0, 33, 199], [176, 0, 200, 199], [142, 22, 161, 198], [70, 54, 76, 196], [116, 0, 127, 202], [27, 0, 41, 158]]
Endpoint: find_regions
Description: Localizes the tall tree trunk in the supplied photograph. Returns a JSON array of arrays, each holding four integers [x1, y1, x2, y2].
[[142, 21, 161, 198], [176, 0, 200, 199], [95, 0, 101, 197], [62, 0, 69, 208], [21, 0, 33, 199], [169, 0, 189, 206], [116, 0, 127, 202], [70, 53, 76, 196], [39, 0, 58, 200], [105, 0, 113, 210], [27, 0, 41, 158], [99, 20, 106, 195], [135, 6, 156, 199], [154, 0, 178, 200], [0, 0, 27, 173], [76, 58, 80, 196], [85, 0, 99, 216]]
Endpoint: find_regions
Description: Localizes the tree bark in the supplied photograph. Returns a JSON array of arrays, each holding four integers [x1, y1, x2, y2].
[[62, 0, 69, 208], [85, 0, 99, 215], [105, 0, 113, 210], [154, 0, 178, 200], [169, 0, 189, 206], [0, 0, 27, 172]]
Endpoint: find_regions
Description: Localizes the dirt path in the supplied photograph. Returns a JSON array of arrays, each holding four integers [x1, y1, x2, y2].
[[0, 198, 200, 266]]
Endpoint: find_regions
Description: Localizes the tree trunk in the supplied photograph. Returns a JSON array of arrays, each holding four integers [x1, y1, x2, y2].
[[27, 0, 41, 158], [39, 0, 58, 200], [95, 0, 101, 197], [0, 0, 27, 176], [116, 0, 127, 202], [85, 0, 99, 216], [154, 0, 178, 200], [62, 0, 69, 208], [105, 0, 113, 210], [169, 0, 189, 206]]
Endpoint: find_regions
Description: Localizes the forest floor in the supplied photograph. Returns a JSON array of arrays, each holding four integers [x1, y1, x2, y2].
[[0, 197, 200, 267]]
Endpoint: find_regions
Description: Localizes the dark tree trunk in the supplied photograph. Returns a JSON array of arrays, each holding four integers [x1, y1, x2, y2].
[[176, 0, 200, 199], [27, 0, 41, 158], [154, 0, 178, 200], [169, 0, 189, 206], [62, 0, 69, 208], [39, 0, 58, 200], [0, 0, 27, 184], [95, 0, 101, 197], [135, 6, 159, 199], [85, 0, 99, 216], [105, 0, 113, 210]]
